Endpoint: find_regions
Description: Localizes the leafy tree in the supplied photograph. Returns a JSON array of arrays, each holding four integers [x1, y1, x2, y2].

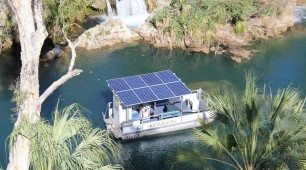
[[9, 104, 121, 170], [169, 71, 306, 170], [42, 0, 94, 43]]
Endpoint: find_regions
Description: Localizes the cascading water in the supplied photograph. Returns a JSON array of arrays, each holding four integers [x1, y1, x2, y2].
[[115, 0, 150, 28], [295, 6, 306, 23], [116, 0, 148, 17], [106, 0, 113, 17]]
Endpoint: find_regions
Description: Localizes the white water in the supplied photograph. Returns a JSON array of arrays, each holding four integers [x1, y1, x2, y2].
[[106, 0, 113, 17], [116, 0, 148, 17], [115, 0, 149, 28], [295, 6, 306, 23]]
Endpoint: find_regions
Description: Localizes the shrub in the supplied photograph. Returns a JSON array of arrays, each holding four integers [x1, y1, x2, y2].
[[151, 0, 286, 44], [234, 21, 247, 35], [42, 0, 94, 43]]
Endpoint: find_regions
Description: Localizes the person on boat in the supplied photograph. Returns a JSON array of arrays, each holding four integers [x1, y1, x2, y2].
[[163, 104, 167, 112], [139, 105, 150, 117]]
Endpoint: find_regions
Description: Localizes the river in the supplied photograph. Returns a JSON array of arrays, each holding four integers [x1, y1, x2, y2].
[[0, 17, 306, 170]]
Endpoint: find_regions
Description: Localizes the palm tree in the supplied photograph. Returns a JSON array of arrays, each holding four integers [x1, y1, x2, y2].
[[9, 104, 121, 170], [169, 71, 306, 170]]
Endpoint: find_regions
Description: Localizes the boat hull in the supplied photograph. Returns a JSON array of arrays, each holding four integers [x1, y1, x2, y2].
[[121, 120, 200, 140], [104, 111, 213, 140]]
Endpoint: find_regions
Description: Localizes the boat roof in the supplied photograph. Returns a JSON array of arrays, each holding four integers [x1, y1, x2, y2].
[[106, 70, 191, 106]]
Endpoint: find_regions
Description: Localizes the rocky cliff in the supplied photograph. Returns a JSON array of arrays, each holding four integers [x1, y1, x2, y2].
[[77, 19, 142, 50]]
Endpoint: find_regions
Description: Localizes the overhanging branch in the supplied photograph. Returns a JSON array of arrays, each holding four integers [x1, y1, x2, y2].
[[39, 26, 82, 107], [38, 69, 83, 106], [62, 24, 81, 72]]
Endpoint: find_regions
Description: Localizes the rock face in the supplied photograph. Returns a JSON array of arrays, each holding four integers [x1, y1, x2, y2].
[[91, 0, 106, 10], [297, 0, 306, 5], [134, 21, 158, 41], [77, 19, 142, 50]]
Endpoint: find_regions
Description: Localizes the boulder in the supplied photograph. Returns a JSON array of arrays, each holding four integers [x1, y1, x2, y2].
[[91, 0, 106, 10], [41, 45, 64, 61], [135, 21, 158, 41], [77, 19, 142, 50]]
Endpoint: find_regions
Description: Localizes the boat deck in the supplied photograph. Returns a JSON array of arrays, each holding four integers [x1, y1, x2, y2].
[[104, 99, 210, 140]]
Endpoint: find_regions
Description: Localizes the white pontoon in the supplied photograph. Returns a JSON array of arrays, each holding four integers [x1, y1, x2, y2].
[[102, 70, 213, 140]]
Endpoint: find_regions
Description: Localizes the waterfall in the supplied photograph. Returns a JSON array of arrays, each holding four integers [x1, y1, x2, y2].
[[115, 0, 149, 28], [106, 0, 113, 17], [116, 0, 148, 17], [295, 6, 306, 23]]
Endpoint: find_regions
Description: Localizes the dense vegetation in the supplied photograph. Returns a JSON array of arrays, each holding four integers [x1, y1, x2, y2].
[[42, 0, 94, 43], [9, 104, 120, 169], [169, 71, 306, 169], [0, 0, 13, 51], [151, 0, 286, 43]]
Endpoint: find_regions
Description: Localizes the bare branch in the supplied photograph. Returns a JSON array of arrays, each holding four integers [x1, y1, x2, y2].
[[63, 34, 80, 72], [38, 69, 83, 105], [39, 25, 83, 108], [62, 25, 81, 72]]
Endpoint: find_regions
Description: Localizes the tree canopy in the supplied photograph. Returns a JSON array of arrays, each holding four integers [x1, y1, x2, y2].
[[42, 0, 94, 43]]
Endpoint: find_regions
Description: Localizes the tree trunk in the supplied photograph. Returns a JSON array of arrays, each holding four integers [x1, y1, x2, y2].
[[7, 0, 47, 169], [7, 0, 82, 169]]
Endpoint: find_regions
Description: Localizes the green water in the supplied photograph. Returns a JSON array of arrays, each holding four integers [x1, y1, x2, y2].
[[0, 23, 306, 168]]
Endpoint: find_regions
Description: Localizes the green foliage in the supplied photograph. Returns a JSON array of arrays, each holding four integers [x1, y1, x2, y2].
[[234, 21, 247, 35], [169, 71, 306, 170], [0, 6, 13, 46], [9, 78, 26, 114], [42, 0, 94, 43], [151, 0, 286, 44], [9, 104, 121, 170]]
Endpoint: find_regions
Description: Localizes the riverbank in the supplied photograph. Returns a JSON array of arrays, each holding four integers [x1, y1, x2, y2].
[[74, 0, 298, 63], [0, 0, 301, 63], [137, 0, 297, 62]]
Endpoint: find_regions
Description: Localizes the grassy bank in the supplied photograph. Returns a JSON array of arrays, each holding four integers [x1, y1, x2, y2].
[[151, 0, 285, 43], [149, 0, 290, 61]]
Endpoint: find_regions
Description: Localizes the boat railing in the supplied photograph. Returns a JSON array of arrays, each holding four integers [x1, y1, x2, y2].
[[120, 108, 207, 132], [191, 88, 204, 101], [102, 102, 113, 121]]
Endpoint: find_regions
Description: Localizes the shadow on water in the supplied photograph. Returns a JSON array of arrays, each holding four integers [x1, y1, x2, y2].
[[0, 43, 21, 166], [0, 43, 21, 99]]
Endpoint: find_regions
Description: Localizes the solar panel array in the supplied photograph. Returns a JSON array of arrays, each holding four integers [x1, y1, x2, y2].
[[107, 70, 191, 106]]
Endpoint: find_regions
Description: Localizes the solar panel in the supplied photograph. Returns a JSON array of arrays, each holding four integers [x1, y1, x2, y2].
[[117, 90, 141, 106], [140, 73, 163, 85], [150, 84, 175, 99], [107, 78, 130, 92], [155, 70, 180, 83], [166, 82, 191, 96], [134, 87, 158, 102], [107, 70, 191, 106], [123, 76, 147, 88]]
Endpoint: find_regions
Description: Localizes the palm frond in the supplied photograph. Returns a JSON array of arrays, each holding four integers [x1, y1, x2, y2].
[[9, 103, 120, 170], [170, 69, 306, 170]]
